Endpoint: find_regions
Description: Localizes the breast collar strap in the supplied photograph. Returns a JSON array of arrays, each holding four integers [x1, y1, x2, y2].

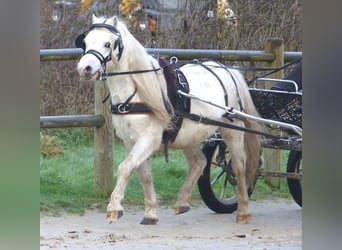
[[109, 88, 152, 114]]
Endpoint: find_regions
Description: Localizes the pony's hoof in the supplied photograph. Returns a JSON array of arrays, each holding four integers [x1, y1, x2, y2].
[[106, 210, 123, 224], [236, 214, 251, 224], [140, 217, 158, 225], [175, 206, 190, 215]]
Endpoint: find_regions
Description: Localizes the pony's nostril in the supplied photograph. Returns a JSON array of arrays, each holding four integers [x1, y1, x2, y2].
[[85, 66, 92, 73]]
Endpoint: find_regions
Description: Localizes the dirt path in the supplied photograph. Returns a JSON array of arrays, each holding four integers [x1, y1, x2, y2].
[[40, 198, 301, 249]]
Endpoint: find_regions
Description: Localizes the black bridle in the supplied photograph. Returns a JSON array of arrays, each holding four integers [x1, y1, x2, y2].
[[75, 23, 124, 76], [75, 23, 162, 80]]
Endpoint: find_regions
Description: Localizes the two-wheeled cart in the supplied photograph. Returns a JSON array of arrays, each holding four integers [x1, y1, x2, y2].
[[190, 78, 302, 213]]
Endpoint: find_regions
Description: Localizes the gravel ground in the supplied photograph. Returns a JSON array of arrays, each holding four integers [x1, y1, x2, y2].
[[40, 198, 302, 250]]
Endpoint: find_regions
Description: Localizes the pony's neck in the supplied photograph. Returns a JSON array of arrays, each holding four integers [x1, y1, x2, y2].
[[126, 35, 153, 71], [105, 22, 171, 128], [105, 29, 154, 104]]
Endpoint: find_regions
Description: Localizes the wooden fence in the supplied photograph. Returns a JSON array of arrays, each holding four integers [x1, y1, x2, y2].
[[40, 38, 302, 194]]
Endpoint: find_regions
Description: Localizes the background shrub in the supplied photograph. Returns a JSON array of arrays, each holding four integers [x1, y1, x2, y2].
[[40, 0, 302, 116]]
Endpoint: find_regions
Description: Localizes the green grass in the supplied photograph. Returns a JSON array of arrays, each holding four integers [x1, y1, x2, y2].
[[40, 146, 98, 215], [251, 150, 292, 201], [40, 129, 292, 215], [40, 144, 190, 215], [40, 128, 192, 215]]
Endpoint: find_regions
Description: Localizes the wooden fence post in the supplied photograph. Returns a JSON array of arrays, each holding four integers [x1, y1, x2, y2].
[[263, 38, 284, 188], [94, 80, 114, 195]]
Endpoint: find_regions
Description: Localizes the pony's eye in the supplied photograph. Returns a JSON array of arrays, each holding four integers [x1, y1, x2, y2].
[[105, 42, 111, 48]]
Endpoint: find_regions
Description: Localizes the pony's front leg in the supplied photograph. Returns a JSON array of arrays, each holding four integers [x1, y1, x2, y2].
[[106, 136, 160, 224], [106, 157, 134, 223], [174, 146, 206, 215], [137, 159, 158, 225]]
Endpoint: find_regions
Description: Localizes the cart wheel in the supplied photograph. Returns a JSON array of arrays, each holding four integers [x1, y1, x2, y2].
[[286, 150, 302, 207], [197, 141, 255, 213]]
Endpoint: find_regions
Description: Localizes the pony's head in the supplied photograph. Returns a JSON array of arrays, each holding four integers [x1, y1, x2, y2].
[[76, 14, 173, 128], [76, 14, 124, 80]]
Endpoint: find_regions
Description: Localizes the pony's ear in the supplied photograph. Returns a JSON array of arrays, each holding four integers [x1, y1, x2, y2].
[[92, 14, 98, 23], [105, 15, 118, 27], [105, 15, 116, 26], [113, 16, 119, 27]]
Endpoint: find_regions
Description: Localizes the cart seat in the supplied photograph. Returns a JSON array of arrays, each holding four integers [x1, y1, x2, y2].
[[249, 88, 302, 128]]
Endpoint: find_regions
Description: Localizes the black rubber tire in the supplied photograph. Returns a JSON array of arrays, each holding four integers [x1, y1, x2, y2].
[[286, 150, 302, 207], [197, 141, 255, 213]]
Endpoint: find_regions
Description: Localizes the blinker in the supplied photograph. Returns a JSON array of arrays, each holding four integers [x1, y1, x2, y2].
[[74, 23, 124, 61], [75, 33, 86, 51]]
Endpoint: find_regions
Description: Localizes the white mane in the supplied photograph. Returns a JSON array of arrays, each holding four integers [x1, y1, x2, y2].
[[101, 15, 173, 128]]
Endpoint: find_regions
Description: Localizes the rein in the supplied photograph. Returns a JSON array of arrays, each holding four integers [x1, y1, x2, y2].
[[101, 66, 164, 103], [100, 67, 162, 80]]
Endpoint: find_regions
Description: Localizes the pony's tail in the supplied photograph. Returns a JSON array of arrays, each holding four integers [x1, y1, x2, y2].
[[244, 119, 262, 189], [233, 69, 263, 189]]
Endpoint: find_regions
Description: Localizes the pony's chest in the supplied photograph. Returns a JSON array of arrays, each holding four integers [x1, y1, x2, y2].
[[111, 114, 150, 142], [107, 79, 137, 105], [111, 115, 131, 136]]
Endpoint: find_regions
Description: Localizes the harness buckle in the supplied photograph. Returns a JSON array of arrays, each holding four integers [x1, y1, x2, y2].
[[99, 73, 107, 81], [117, 104, 130, 114], [170, 56, 178, 64]]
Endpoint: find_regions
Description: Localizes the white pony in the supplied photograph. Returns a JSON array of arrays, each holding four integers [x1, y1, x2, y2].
[[76, 14, 261, 225]]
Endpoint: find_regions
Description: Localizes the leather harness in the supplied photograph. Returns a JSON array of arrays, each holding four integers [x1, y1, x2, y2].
[[75, 25, 265, 161], [107, 59, 259, 161]]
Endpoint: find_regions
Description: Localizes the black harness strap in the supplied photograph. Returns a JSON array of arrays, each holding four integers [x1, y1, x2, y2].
[[101, 67, 162, 79], [175, 110, 280, 139], [158, 57, 190, 162], [218, 62, 244, 112], [109, 88, 152, 114], [110, 105, 281, 139], [110, 103, 151, 114], [191, 61, 246, 112], [195, 62, 229, 107]]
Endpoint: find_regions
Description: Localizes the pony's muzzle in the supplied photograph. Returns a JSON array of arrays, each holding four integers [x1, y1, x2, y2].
[[77, 55, 101, 80], [77, 63, 100, 80], [85, 65, 92, 74], [77, 63, 88, 78]]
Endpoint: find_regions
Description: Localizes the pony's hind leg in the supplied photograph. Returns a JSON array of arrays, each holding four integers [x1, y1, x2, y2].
[[219, 125, 251, 224], [174, 146, 206, 215]]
